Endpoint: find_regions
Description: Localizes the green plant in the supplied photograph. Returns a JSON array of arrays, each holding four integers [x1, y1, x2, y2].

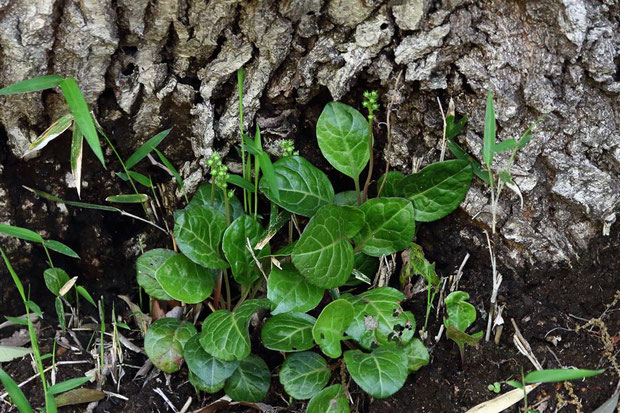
[[487, 381, 501, 393], [444, 291, 483, 365], [134, 83, 477, 410], [507, 368, 603, 412], [0, 248, 92, 412]]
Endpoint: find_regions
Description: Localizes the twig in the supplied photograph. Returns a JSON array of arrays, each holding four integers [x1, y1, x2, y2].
[[154, 388, 179, 413], [437, 97, 447, 162], [377, 70, 403, 197]]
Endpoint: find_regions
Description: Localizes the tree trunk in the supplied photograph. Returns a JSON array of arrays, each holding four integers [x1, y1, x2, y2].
[[0, 0, 617, 266]]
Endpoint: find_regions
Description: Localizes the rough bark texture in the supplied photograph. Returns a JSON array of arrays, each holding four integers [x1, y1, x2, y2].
[[0, 0, 618, 269]]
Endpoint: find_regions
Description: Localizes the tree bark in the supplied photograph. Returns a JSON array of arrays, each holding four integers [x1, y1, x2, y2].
[[0, 0, 618, 268]]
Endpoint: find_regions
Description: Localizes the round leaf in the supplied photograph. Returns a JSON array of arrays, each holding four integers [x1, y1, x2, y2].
[[259, 156, 335, 217], [316, 102, 370, 180], [156, 254, 215, 304], [189, 370, 225, 393], [344, 347, 408, 399], [43, 268, 70, 296], [307, 384, 350, 413], [345, 287, 411, 349], [261, 313, 316, 352], [267, 263, 324, 315], [376, 171, 405, 197], [404, 338, 430, 372], [313, 299, 354, 359], [184, 334, 239, 386], [222, 215, 270, 285], [279, 352, 330, 400], [199, 300, 269, 362], [353, 198, 415, 257], [174, 205, 229, 269], [292, 205, 355, 289], [144, 318, 197, 373], [136, 248, 175, 300], [189, 184, 243, 221], [397, 159, 473, 222], [224, 354, 270, 402]]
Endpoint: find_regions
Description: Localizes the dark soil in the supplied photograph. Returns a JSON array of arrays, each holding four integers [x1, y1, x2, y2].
[[1, 101, 619, 412]]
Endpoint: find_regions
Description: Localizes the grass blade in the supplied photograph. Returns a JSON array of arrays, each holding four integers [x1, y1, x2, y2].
[[153, 148, 183, 188], [0, 224, 43, 243], [525, 368, 604, 384], [482, 90, 496, 167], [116, 171, 152, 188], [48, 376, 92, 395], [70, 124, 84, 197], [106, 194, 148, 203], [60, 78, 105, 167], [0, 345, 32, 362], [76, 286, 96, 307], [43, 240, 80, 259], [23, 186, 118, 212], [0, 75, 63, 96], [0, 368, 34, 413], [125, 129, 171, 169], [23, 114, 73, 157], [0, 247, 27, 303], [228, 174, 255, 193]]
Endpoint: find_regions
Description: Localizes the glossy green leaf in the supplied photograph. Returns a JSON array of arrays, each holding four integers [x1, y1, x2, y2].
[[340, 206, 365, 238], [316, 102, 370, 179], [261, 313, 316, 352], [344, 347, 408, 399], [483, 90, 496, 167], [43, 240, 80, 259], [345, 287, 413, 349], [0, 367, 34, 413], [292, 205, 355, 289], [222, 215, 270, 285], [306, 384, 350, 413], [267, 263, 324, 315], [398, 159, 473, 222], [0, 224, 43, 242], [136, 249, 175, 300], [333, 191, 358, 206], [0, 75, 63, 95], [189, 370, 225, 393], [155, 254, 215, 304], [174, 205, 229, 269], [48, 376, 92, 395], [144, 318, 196, 373], [224, 354, 270, 402], [125, 129, 171, 169], [524, 368, 604, 384], [404, 338, 429, 372], [44, 268, 70, 296], [189, 184, 243, 222], [60, 77, 105, 167], [105, 194, 148, 203], [353, 198, 415, 257], [199, 300, 269, 361], [376, 171, 405, 197], [313, 299, 354, 359], [279, 352, 330, 400], [444, 291, 477, 332], [260, 156, 334, 217], [184, 334, 239, 387], [23, 114, 73, 157], [70, 124, 84, 196]]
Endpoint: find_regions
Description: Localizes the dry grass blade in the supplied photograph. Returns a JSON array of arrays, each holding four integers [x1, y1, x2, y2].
[[465, 384, 539, 413]]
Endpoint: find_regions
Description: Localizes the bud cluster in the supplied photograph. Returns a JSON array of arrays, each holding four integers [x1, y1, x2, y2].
[[280, 139, 299, 157], [206, 153, 234, 197], [362, 90, 379, 120]]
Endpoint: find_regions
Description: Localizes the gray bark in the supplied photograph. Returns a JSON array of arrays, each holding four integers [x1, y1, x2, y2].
[[0, 0, 618, 268]]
